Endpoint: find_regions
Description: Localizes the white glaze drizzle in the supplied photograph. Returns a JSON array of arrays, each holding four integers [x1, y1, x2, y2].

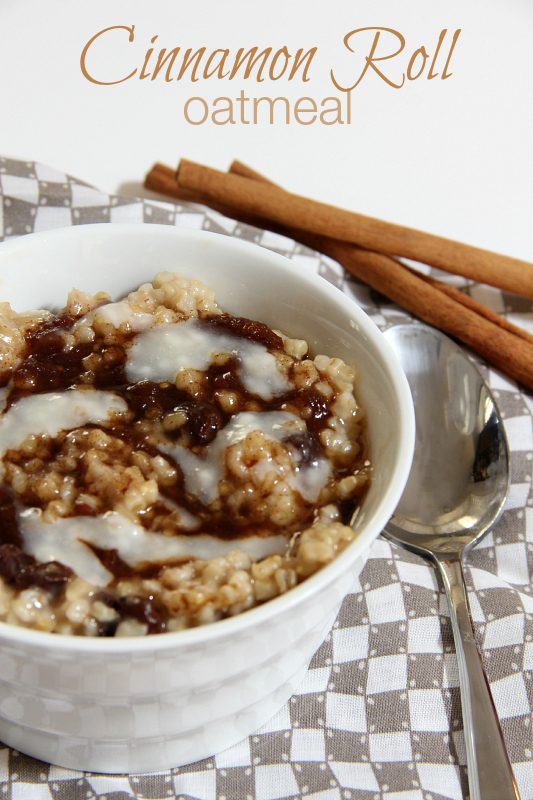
[[78, 301, 154, 332], [19, 509, 288, 587], [125, 318, 289, 400], [2, 311, 332, 582], [0, 389, 128, 463], [163, 410, 331, 505]]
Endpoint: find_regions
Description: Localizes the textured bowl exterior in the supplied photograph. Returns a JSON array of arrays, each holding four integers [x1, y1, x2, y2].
[[0, 224, 415, 773], [0, 556, 363, 773]]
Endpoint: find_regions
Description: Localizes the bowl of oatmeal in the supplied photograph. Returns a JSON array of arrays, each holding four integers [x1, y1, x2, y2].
[[0, 223, 414, 773]]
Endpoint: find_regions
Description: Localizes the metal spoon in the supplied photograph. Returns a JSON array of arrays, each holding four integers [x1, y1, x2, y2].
[[382, 324, 520, 800]]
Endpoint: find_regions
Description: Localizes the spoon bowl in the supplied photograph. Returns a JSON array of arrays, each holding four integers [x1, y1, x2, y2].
[[383, 324, 519, 800], [384, 323, 508, 551]]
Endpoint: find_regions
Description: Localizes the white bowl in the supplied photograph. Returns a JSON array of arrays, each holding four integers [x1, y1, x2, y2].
[[0, 223, 415, 773]]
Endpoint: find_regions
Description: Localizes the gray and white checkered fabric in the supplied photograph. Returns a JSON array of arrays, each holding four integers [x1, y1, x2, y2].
[[1, 155, 533, 800]]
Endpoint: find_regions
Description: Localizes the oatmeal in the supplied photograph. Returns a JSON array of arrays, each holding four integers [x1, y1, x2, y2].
[[0, 272, 370, 635]]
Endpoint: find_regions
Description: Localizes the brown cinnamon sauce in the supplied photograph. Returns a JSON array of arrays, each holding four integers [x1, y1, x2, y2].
[[0, 307, 367, 630]]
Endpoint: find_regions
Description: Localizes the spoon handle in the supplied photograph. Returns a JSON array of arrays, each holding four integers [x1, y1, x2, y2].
[[436, 557, 520, 800]]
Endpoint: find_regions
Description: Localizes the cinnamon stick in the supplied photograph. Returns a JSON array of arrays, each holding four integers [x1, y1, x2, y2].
[[176, 159, 533, 301], [144, 160, 533, 389], [229, 160, 533, 348], [146, 162, 293, 232], [225, 161, 533, 388], [312, 239, 533, 389], [144, 163, 208, 206], [145, 163, 258, 222], [405, 268, 533, 347]]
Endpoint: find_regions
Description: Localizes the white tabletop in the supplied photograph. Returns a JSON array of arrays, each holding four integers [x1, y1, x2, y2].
[[1, 0, 532, 264]]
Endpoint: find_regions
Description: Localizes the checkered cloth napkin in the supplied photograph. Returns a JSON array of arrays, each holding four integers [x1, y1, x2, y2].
[[1, 155, 533, 800]]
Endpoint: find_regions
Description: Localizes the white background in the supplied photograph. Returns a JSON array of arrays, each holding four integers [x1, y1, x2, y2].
[[0, 0, 532, 262]]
